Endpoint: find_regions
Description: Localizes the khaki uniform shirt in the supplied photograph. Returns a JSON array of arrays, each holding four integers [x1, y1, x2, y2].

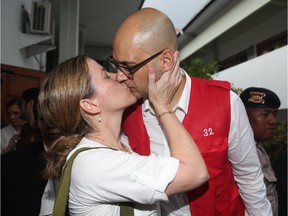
[[256, 143, 278, 216]]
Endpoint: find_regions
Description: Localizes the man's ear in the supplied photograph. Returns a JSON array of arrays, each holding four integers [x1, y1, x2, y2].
[[162, 50, 174, 72], [80, 99, 100, 115]]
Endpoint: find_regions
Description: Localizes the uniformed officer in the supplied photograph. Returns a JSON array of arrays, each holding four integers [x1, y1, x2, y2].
[[240, 87, 281, 216]]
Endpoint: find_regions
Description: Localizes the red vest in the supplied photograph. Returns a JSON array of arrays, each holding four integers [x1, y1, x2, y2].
[[122, 77, 245, 215]]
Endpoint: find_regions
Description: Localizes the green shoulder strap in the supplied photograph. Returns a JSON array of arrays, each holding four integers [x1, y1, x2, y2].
[[52, 147, 134, 216]]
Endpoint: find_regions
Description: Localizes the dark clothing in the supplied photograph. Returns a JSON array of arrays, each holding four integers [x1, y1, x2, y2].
[[16, 122, 42, 149], [1, 142, 47, 216]]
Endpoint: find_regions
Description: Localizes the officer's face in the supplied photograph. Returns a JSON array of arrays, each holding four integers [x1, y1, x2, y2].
[[246, 108, 278, 142]]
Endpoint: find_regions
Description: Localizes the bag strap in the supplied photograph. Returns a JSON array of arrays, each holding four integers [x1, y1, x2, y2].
[[52, 147, 134, 216]]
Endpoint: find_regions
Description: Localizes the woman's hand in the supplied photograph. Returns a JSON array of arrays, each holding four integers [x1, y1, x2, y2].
[[148, 51, 181, 111]]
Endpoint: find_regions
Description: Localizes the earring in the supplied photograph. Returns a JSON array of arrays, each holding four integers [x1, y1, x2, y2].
[[98, 114, 102, 122]]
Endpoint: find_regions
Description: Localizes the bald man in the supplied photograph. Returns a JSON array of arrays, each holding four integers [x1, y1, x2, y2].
[[108, 8, 272, 216]]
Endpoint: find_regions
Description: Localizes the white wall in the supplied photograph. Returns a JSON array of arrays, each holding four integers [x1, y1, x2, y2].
[[1, 0, 47, 70], [212, 46, 287, 110], [185, 4, 287, 64], [216, 7, 286, 61], [180, 0, 271, 61]]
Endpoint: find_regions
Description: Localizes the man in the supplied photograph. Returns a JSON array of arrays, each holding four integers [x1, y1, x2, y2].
[[1, 98, 26, 155], [18, 87, 42, 148], [240, 87, 280, 216], [109, 7, 272, 216]]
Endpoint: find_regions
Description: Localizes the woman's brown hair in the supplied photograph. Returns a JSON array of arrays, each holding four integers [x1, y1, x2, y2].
[[38, 55, 95, 179]]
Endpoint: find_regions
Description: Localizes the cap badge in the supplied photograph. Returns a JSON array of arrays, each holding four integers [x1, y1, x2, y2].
[[248, 91, 266, 104]]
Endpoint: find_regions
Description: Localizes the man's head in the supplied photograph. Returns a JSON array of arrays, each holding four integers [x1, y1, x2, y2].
[[22, 87, 40, 124], [240, 87, 281, 142], [112, 8, 178, 99], [6, 98, 24, 127]]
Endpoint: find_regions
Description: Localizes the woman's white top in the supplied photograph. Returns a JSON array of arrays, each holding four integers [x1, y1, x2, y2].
[[67, 137, 179, 216]]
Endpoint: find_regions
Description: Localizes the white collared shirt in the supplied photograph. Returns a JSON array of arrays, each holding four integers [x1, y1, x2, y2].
[[143, 70, 191, 216], [1, 124, 18, 151], [39, 179, 59, 216], [143, 69, 190, 157], [39, 144, 59, 216]]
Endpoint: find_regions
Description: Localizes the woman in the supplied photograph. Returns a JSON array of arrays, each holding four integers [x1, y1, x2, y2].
[[38, 54, 208, 215], [1, 98, 26, 155]]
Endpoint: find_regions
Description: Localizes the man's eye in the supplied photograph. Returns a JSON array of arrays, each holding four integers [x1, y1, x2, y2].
[[261, 112, 269, 117], [120, 64, 131, 69]]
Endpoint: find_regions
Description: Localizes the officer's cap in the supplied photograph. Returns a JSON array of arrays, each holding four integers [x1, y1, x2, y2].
[[240, 87, 281, 108]]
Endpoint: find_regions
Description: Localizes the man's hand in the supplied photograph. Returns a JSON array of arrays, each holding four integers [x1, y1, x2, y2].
[[1, 134, 19, 155]]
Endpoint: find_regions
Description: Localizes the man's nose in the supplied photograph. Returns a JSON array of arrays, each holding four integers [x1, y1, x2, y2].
[[269, 114, 277, 124], [116, 70, 129, 82], [107, 72, 117, 81]]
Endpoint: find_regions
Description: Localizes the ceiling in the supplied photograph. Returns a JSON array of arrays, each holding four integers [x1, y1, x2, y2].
[[79, 0, 143, 47], [50, 0, 144, 61]]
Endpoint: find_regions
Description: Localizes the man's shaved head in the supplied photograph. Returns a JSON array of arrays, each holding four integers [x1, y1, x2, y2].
[[113, 8, 178, 56]]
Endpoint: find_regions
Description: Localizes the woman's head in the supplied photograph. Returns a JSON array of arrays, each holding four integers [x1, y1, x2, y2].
[[39, 55, 93, 136], [39, 55, 136, 136], [39, 55, 93, 179]]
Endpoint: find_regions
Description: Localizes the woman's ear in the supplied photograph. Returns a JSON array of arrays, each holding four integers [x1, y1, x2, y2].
[[162, 50, 174, 72], [80, 99, 100, 115]]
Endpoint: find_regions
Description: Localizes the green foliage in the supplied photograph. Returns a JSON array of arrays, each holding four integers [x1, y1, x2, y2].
[[262, 122, 287, 164], [230, 83, 243, 96], [180, 58, 219, 79]]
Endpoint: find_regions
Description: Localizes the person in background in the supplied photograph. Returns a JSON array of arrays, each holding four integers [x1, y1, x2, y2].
[[273, 139, 287, 216], [1, 98, 26, 155], [110, 7, 272, 215], [17, 87, 42, 149], [38, 55, 208, 215], [21, 87, 40, 127], [1, 112, 62, 216], [240, 87, 281, 216]]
